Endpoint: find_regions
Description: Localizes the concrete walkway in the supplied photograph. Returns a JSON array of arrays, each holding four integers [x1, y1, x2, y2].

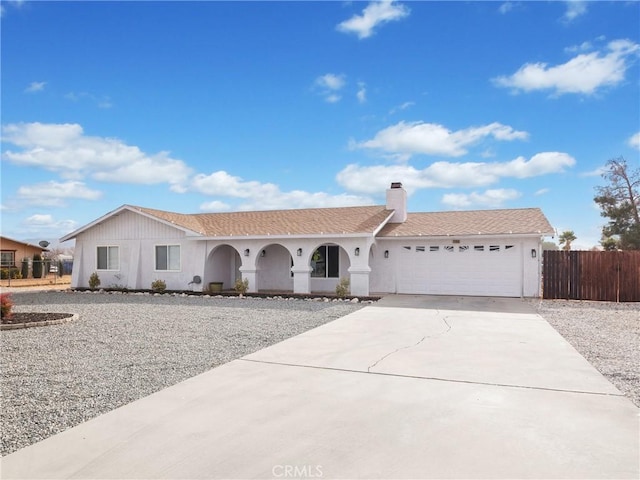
[[2, 296, 638, 479]]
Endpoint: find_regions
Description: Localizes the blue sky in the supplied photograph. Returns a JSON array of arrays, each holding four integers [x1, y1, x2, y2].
[[1, 0, 639, 249]]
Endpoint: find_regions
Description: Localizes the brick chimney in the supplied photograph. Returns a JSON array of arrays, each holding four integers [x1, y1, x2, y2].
[[386, 182, 407, 223]]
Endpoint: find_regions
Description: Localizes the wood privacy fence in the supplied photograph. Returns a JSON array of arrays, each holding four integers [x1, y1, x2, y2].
[[543, 250, 640, 302]]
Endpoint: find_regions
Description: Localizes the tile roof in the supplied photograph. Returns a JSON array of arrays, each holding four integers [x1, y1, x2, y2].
[[378, 208, 554, 237], [135, 205, 392, 236]]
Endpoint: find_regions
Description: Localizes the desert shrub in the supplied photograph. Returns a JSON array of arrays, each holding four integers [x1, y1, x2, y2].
[[21, 258, 29, 279], [1, 268, 22, 280], [151, 279, 167, 292], [234, 277, 249, 295], [32, 254, 43, 279], [1, 293, 13, 319], [88, 272, 101, 289], [335, 277, 350, 298]]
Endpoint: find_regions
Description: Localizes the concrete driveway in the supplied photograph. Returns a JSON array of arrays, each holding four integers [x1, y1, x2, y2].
[[2, 296, 638, 479]]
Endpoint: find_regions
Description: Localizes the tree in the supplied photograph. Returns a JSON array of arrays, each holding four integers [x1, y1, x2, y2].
[[558, 230, 576, 250], [594, 157, 640, 250], [542, 241, 558, 251]]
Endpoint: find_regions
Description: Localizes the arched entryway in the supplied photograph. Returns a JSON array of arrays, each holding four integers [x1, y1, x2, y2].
[[256, 244, 293, 292], [204, 244, 241, 291]]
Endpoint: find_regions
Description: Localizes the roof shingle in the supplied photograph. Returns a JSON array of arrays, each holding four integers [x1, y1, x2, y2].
[[378, 208, 554, 237], [136, 205, 392, 236]]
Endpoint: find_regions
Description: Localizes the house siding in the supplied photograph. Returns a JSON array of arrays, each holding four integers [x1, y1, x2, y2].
[[72, 210, 205, 290]]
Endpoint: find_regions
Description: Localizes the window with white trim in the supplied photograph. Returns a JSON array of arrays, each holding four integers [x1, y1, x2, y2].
[[155, 245, 180, 271], [97, 246, 119, 270]]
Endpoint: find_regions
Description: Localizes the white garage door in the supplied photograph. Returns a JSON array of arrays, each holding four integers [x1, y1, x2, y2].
[[397, 242, 522, 297]]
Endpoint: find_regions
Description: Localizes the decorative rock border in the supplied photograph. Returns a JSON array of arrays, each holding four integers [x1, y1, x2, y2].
[[1, 313, 79, 331]]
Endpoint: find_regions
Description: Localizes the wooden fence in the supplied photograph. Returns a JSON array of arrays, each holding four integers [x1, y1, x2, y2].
[[543, 250, 640, 302]]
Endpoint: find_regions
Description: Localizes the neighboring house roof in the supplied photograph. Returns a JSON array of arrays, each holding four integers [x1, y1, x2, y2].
[[0, 235, 49, 251], [378, 208, 554, 237], [136, 205, 393, 237], [60, 204, 554, 242]]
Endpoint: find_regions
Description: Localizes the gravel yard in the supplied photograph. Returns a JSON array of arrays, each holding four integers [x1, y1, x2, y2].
[[1, 291, 638, 458], [0, 290, 365, 456], [529, 299, 639, 408]]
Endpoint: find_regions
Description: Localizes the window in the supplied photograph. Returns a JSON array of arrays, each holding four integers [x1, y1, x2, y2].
[[444, 245, 454, 252], [311, 245, 339, 278], [97, 246, 119, 270], [474, 245, 484, 252], [489, 245, 500, 252], [416, 246, 426, 252], [1, 251, 15, 267], [429, 246, 439, 252], [155, 245, 180, 271], [459, 245, 469, 252]]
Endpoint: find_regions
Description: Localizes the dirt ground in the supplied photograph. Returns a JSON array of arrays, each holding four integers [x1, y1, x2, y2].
[[0, 275, 72, 292]]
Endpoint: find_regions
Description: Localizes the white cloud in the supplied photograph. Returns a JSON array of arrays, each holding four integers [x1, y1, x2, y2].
[[24, 81, 46, 93], [200, 200, 232, 212], [352, 121, 529, 159], [337, 0, 409, 39], [562, 1, 587, 23], [315, 73, 345, 91], [357, 82, 367, 104], [1, 122, 192, 189], [534, 188, 550, 196], [17, 180, 102, 207], [442, 189, 521, 209], [580, 166, 607, 177], [389, 101, 414, 115], [498, 2, 514, 14], [336, 152, 576, 194], [65, 91, 113, 109], [314, 73, 346, 103], [564, 41, 592, 54], [628, 132, 640, 150], [189, 170, 373, 211], [21, 214, 77, 235], [493, 39, 640, 96]]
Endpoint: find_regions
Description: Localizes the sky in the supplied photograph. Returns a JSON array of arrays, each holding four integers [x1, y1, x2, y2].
[[1, 0, 639, 250]]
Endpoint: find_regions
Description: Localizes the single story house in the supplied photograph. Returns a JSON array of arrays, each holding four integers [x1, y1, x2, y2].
[[0, 236, 49, 269], [60, 183, 554, 297]]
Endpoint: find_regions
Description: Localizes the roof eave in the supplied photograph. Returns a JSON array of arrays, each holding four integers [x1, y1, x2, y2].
[[190, 232, 375, 241], [59, 205, 203, 242], [379, 231, 554, 240]]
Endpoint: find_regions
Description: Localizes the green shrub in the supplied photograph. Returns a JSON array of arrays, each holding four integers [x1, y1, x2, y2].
[[21, 258, 29, 279], [151, 279, 167, 292], [335, 277, 350, 298], [234, 277, 249, 295], [1, 268, 22, 280], [88, 272, 101, 289], [1, 293, 13, 319], [32, 253, 43, 279]]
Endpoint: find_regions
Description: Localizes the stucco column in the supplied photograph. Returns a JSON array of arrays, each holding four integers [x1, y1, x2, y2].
[[291, 265, 312, 294], [348, 266, 371, 297], [238, 267, 258, 293]]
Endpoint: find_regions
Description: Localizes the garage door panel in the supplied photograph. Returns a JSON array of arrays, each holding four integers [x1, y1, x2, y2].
[[397, 243, 521, 297]]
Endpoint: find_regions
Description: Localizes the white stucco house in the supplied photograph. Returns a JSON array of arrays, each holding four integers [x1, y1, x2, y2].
[[60, 183, 554, 297]]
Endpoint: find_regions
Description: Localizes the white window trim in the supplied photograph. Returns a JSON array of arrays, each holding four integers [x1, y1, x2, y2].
[[154, 244, 181, 272], [96, 245, 120, 271]]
